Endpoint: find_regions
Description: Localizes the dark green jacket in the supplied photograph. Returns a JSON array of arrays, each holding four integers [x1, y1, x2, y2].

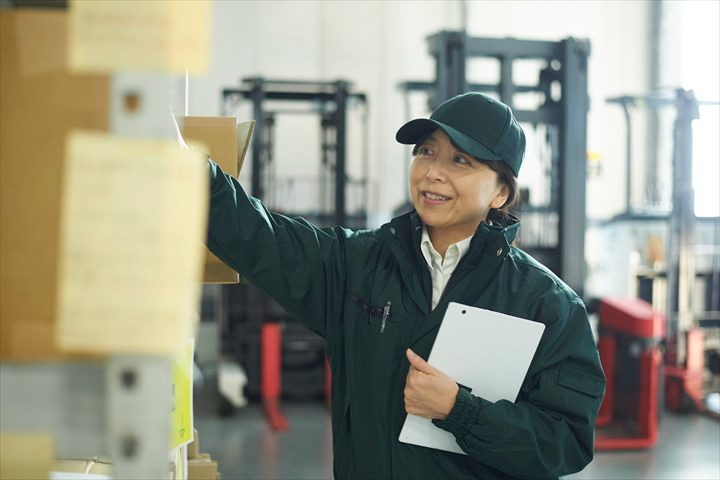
[[206, 160, 606, 480]]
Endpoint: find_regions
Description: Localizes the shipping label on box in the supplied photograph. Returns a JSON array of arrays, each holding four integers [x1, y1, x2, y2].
[[56, 132, 207, 355], [68, 0, 210, 75]]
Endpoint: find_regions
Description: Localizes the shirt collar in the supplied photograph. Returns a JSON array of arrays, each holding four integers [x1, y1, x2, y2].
[[420, 226, 472, 270]]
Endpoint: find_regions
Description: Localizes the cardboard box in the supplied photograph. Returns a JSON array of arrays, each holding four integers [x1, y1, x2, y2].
[[0, 10, 109, 361], [0, 434, 54, 480], [186, 429, 219, 480], [180, 116, 253, 284], [188, 453, 219, 480], [188, 428, 201, 459]]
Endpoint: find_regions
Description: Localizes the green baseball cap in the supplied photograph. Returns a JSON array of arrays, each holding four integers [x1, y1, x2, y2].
[[396, 92, 526, 176]]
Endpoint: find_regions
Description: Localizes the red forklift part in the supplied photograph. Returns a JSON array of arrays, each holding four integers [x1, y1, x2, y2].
[[665, 327, 705, 412], [261, 322, 289, 431], [596, 348, 662, 450], [595, 297, 664, 450], [599, 296, 666, 339]]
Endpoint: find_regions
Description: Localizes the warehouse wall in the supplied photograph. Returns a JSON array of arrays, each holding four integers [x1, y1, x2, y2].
[[189, 0, 651, 224]]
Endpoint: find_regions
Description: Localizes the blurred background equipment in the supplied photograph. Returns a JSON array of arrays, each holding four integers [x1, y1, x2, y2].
[[223, 77, 369, 228], [595, 297, 665, 449], [604, 89, 720, 418]]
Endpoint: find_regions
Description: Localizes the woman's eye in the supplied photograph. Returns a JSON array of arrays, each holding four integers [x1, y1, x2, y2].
[[453, 155, 470, 165], [417, 146, 432, 156]]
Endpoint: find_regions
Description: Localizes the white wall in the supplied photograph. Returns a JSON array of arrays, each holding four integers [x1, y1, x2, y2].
[[189, 0, 652, 225]]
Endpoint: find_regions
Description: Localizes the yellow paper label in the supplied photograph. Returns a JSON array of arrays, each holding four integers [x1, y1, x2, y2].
[[171, 339, 194, 449]]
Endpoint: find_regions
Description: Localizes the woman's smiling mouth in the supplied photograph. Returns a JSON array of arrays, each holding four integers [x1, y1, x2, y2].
[[422, 190, 452, 203]]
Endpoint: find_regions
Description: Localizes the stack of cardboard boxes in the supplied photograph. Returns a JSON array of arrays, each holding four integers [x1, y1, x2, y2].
[[1, 7, 251, 478], [0, 9, 109, 361]]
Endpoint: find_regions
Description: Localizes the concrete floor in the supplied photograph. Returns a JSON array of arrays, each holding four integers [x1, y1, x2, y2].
[[194, 394, 720, 480]]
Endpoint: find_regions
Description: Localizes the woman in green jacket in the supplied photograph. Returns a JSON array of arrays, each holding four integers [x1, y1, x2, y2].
[[204, 92, 605, 479]]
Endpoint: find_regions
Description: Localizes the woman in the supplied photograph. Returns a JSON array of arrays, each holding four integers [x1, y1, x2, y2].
[[204, 92, 605, 479]]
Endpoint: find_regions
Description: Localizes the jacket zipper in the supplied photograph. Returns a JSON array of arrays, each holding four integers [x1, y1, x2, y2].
[[413, 227, 473, 312], [435, 271, 453, 310], [428, 245, 472, 311], [433, 266, 459, 311], [426, 264, 435, 311]]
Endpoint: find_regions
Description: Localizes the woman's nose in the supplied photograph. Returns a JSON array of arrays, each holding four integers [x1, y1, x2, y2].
[[425, 158, 447, 182]]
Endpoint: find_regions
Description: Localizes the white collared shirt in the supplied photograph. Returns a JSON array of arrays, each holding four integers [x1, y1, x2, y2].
[[420, 226, 472, 310]]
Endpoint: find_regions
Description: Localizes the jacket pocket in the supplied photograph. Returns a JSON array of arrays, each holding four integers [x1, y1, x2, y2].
[[346, 291, 385, 322], [558, 365, 605, 398], [346, 290, 400, 334]]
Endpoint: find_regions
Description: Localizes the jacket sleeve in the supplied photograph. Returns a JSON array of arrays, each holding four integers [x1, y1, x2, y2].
[[204, 159, 348, 338], [433, 300, 605, 479]]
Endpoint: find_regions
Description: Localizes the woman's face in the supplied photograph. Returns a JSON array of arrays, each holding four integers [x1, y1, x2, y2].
[[409, 129, 509, 242]]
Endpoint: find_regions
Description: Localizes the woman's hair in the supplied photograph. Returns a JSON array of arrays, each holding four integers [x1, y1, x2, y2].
[[412, 143, 521, 222], [482, 159, 520, 221]]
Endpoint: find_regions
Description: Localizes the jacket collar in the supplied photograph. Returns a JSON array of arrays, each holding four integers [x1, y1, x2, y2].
[[384, 210, 520, 261], [382, 210, 521, 345]]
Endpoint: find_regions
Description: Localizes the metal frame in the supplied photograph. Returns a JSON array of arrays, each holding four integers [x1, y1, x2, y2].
[[400, 31, 591, 297], [667, 89, 701, 360], [104, 71, 178, 478], [603, 90, 720, 413], [0, 357, 172, 478], [606, 90, 720, 342], [0, 363, 106, 458], [605, 90, 720, 219], [222, 77, 368, 228]]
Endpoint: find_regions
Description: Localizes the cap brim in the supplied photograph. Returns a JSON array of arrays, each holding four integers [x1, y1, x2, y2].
[[395, 118, 501, 162]]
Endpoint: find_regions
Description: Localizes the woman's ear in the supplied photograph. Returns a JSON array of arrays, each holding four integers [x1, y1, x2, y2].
[[490, 184, 510, 209]]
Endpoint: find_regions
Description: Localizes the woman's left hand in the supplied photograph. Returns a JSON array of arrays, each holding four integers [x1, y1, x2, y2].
[[404, 348, 460, 420]]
